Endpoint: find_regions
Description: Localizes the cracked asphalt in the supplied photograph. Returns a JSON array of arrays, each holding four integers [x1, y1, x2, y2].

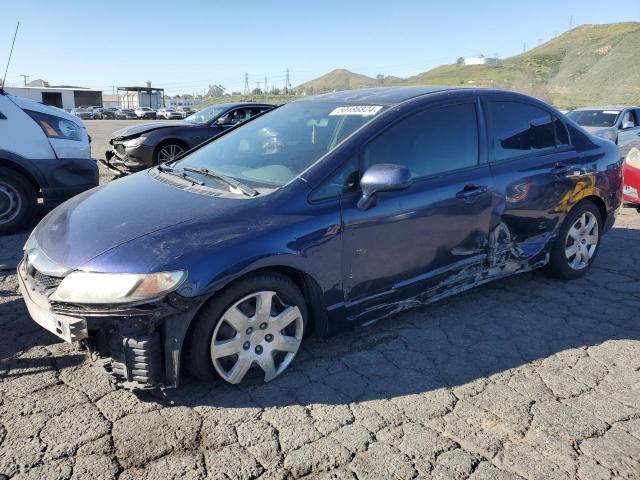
[[0, 130, 639, 478]]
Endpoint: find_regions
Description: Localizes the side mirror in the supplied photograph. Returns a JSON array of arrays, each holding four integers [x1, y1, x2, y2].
[[357, 164, 412, 210], [622, 121, 635, 130]]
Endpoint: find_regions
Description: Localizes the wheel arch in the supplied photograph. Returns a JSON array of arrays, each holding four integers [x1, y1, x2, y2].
[[0, 157, 42, 194], [574, 195, 607, 223]]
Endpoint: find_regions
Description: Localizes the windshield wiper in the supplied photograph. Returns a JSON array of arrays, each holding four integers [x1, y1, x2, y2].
[[183, 166, 258, 197], [157, 164, 204, 186]]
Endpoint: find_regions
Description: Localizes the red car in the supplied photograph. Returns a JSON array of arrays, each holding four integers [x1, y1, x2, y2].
[[623, 146, 640, 207]]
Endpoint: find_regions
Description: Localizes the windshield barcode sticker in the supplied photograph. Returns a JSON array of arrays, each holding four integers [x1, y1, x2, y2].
[[329, 106, 383, 116]]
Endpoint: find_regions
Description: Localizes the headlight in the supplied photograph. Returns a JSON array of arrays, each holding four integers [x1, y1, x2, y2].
[[24, 110, 83, 141], [626, 147, 640, 169], [49, 270, 186, 304], [122, 136, 146, 147]]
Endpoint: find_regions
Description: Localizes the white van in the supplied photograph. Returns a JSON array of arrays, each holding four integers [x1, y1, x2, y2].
[[0, 90, 98, 234]]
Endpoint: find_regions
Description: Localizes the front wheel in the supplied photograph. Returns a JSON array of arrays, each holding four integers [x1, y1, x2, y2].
[[154, 142, 186, 164], [184, 272, 307, 384], [547, 201, 602, 279], [0, 168, 37, 235]]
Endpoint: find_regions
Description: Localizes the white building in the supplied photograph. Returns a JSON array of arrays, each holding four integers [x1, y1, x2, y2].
[[116, 84, 165, 109], [3, 85, 103, 109], [463, 56, 500, 66]]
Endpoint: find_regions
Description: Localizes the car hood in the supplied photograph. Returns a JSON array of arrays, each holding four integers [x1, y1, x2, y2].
[[32, 170, 255, 270], [112, 121, 189, 139]]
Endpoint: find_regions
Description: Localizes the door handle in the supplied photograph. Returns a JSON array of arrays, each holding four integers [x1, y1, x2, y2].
[[456, 185, 488, 200], [550, 162, 572, 175]]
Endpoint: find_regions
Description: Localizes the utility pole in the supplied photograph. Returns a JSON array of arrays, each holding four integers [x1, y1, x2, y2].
[[256, 81, 261, 92], [19, 74, 28, 85], [285, 68, 290, 93], [569, 15, 573, 29], [522, 42, 526, 53], [264, 75, 268, 94], [244, 72, 250, 95]]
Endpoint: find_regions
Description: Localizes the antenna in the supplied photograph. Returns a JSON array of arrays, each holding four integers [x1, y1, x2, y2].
[[1, 21, 20, 91]]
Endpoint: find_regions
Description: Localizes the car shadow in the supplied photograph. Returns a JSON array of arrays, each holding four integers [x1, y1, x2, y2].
[[156, 223, 640, 409]]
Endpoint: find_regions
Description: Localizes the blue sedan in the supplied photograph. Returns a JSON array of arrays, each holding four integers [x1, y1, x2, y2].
[[18, 86, 622, 389]]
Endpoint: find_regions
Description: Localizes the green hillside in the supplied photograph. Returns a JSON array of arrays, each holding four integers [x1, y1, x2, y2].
[[296, 22, 640, 108]]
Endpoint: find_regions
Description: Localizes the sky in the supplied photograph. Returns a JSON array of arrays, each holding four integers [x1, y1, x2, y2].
[[0, 0, 638, 95]]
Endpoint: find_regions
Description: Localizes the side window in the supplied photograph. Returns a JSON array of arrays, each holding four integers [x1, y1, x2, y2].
[[553, 115, 570, 146], [363, 103, 478, 179], [309, 156, 359, 201], [487, 101, 556, 161], [621, 110, 637, 128]]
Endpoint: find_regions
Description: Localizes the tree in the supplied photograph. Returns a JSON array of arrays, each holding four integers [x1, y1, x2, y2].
[[252, 88, 263, 95], [270, 87, 281, 95], [456, 57, 465, 66], [231, 91, 242, 96], [206, 84, 225, 97], [376, 74, 384, 83]]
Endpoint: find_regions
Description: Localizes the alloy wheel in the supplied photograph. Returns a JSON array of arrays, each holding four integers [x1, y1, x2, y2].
[[210, 290, 303, 384], [157, 144, 185, 163], [0, 181, 21, 225], [564, 211, 598, 270]]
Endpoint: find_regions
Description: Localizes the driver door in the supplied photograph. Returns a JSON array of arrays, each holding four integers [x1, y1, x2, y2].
[[340, 100, 495, 322]]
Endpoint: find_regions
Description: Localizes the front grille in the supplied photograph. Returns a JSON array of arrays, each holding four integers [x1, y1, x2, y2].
[[33, 270, 63, 290]]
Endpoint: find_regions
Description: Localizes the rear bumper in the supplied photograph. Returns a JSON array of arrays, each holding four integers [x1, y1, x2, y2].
[[18, 259, 204, 389]]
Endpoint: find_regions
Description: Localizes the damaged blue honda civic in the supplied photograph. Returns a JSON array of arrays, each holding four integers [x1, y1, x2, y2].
[[19, 86, 622, 389]]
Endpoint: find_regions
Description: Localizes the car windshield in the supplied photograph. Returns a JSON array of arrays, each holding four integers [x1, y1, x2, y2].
[[175, 101, 387, 189], [567, 109, 620, 127], [183, 105, 229, 125]]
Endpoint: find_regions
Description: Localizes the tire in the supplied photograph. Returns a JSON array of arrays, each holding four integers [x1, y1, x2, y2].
[[546, 201, 602, 279], [154, 141, 187, 165], [183, 272, 308, 384], [0, 168, 38, 235]]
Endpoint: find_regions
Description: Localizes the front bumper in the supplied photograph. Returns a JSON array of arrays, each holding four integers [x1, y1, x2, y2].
[[623, 164, 640, 205], [39, 157, 99, 209], [18, 259, 203, 389], [103, 142, 155, 173]]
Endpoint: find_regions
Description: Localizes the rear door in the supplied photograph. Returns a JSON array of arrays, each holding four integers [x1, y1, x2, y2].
[[483, 96, 590, 261], [340, 98, 495, 322]]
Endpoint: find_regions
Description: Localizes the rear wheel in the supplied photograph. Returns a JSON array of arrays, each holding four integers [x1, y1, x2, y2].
[[547, 201, 601, 279], [0, 168, 37, 235], [184, 272, 307, 384]]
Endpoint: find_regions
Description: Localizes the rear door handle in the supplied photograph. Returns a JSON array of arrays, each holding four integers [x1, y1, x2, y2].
[[550, 162, 572, 175], [456, 185, 488, 200]]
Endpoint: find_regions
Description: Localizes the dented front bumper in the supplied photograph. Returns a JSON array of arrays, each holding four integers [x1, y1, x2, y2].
[[18, 260, 204, 389]]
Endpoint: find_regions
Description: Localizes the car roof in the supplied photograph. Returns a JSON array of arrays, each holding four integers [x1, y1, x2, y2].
[[304, 86, 469, 105], [572, 105, 639, 111]]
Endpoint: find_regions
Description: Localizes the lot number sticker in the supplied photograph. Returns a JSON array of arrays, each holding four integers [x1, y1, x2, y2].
[[329, 106, 383, 116]]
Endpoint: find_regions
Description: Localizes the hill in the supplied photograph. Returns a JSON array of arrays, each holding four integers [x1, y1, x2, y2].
[[296, 22, 640, 108]]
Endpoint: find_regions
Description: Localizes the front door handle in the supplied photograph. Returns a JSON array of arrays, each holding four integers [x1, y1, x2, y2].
[[456, 185, 488, 201]]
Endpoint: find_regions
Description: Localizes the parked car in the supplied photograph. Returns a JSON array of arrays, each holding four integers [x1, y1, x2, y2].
[[19, 87, 621, 389], [100, 107, 117, 120], [134, 107, 157, 120], [623, 146, 640, 208], [71, 108, 93, 120], [103, 103, 273, 173], [177, 107, 196, 118], [114, 108, 138, 120], [157, 108, 183, 120], [0, 89, 98, 234], [567, 106, 640, 151], [90, 107, 104, 119]]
